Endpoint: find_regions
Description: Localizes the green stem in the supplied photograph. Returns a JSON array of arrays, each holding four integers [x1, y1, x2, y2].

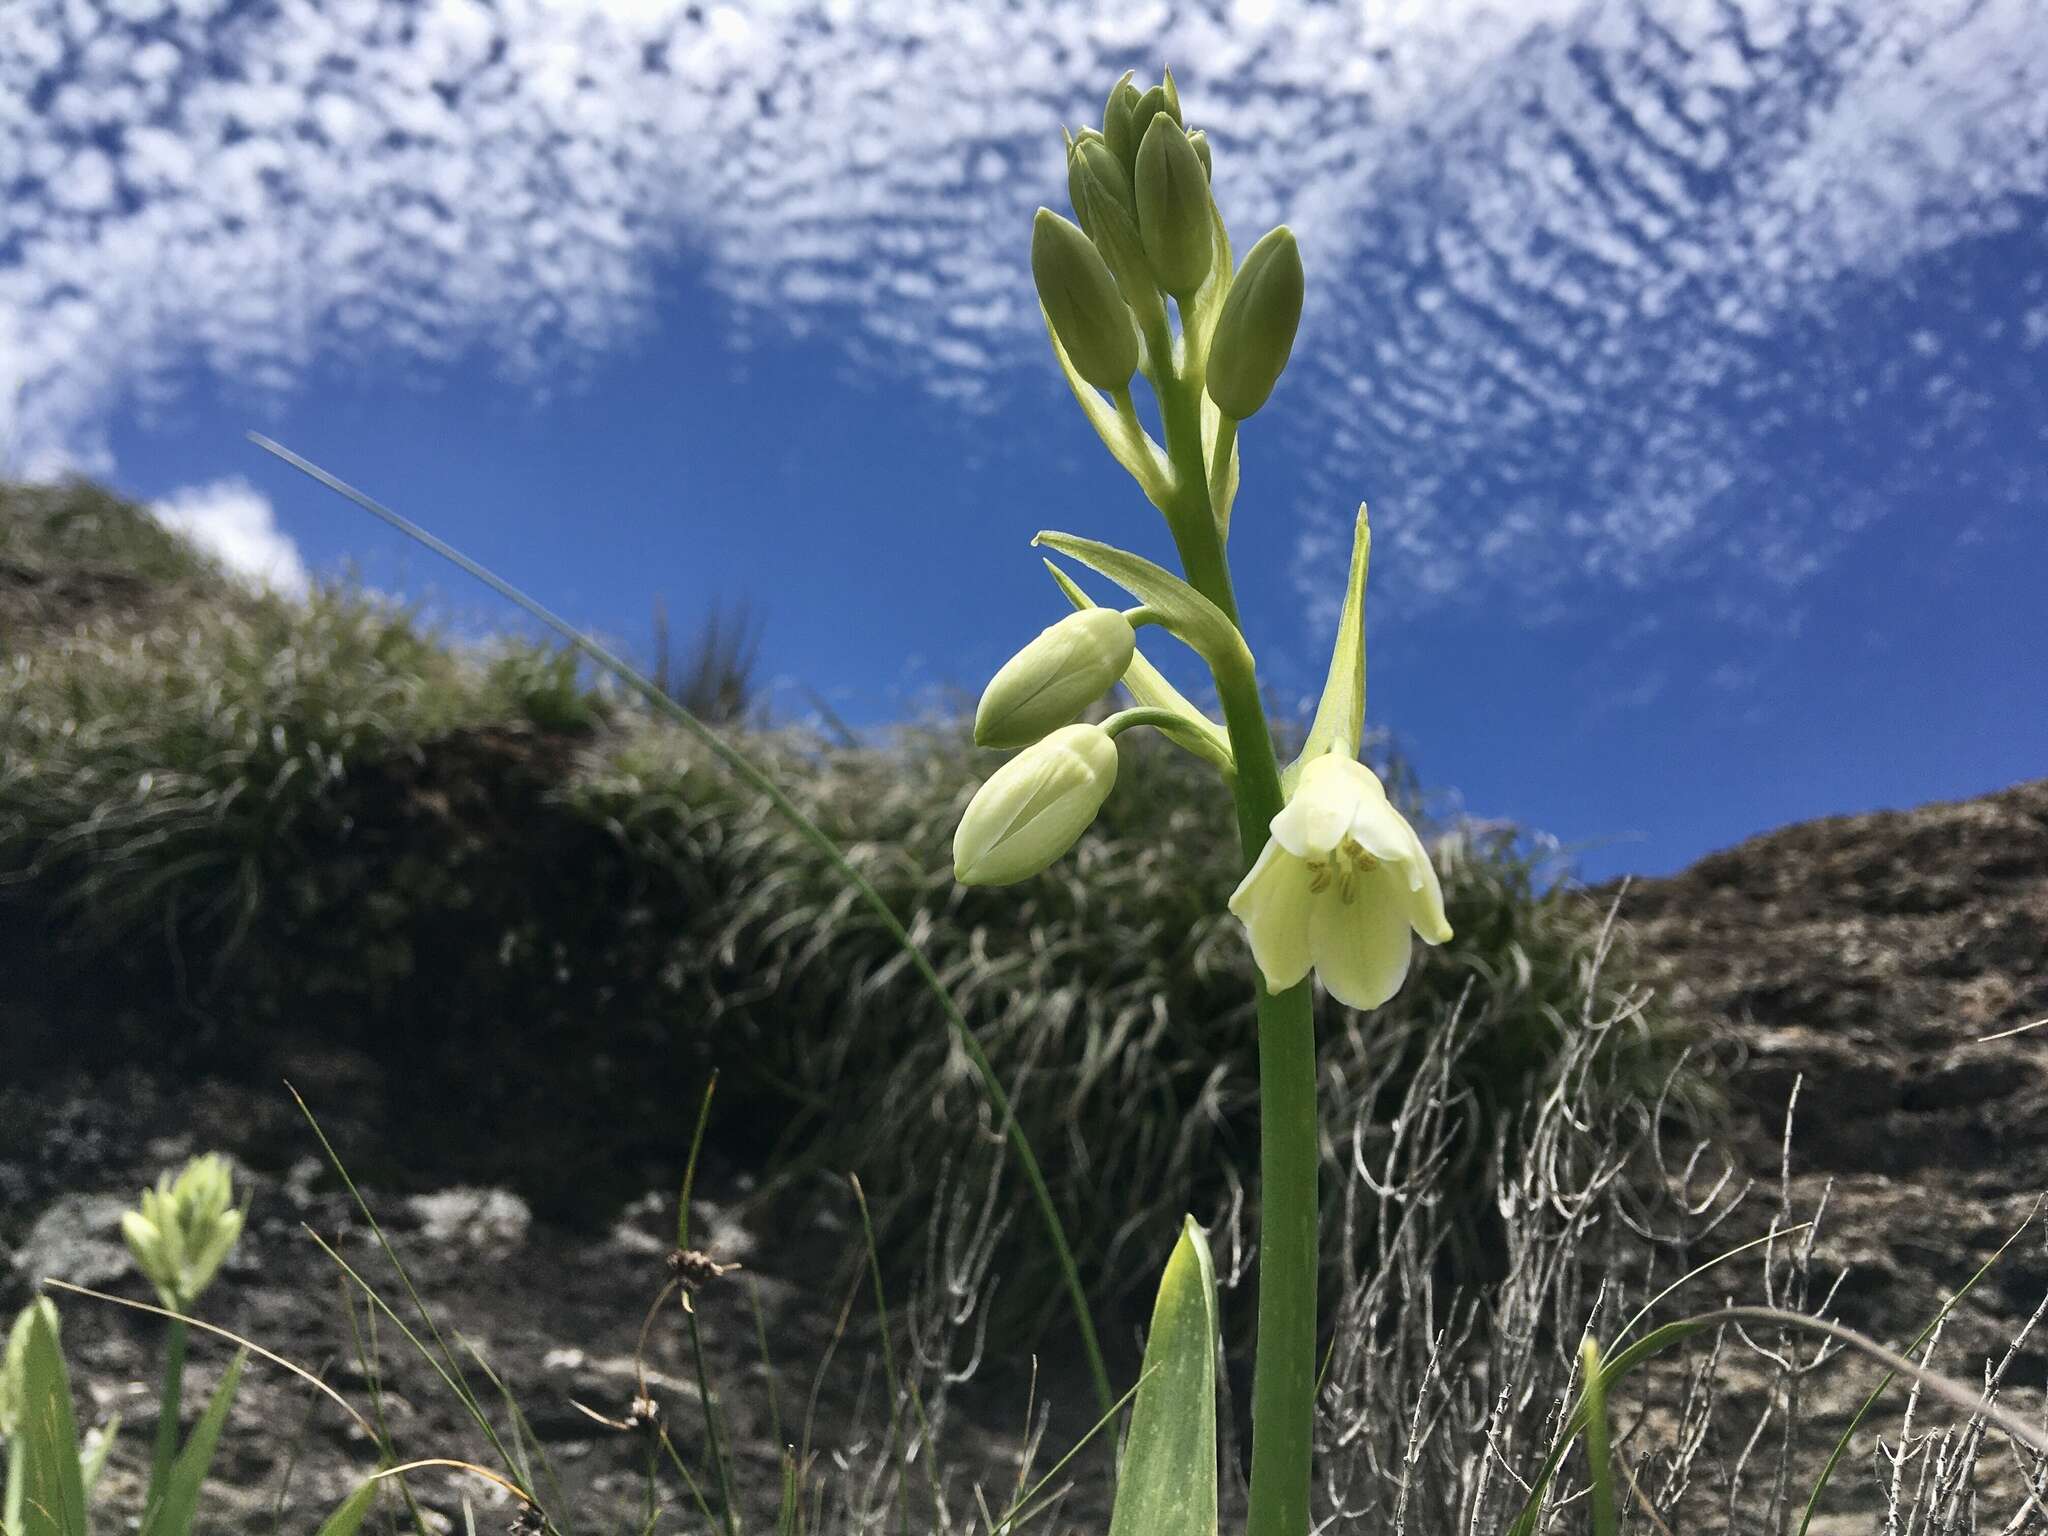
[[1100, 706, 1197, 740], [147, 1316, 188, 1514], [1152, 355, 1317, 1536], [1246, 982, 1318, 1536]]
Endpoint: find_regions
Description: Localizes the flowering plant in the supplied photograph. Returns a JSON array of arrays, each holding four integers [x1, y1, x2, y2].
[[950, 68, 1450, 1536]]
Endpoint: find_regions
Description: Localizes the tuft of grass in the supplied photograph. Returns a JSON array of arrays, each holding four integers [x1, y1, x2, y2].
[[631, 718, 1691, 1332], [0, 481, 226, 602]]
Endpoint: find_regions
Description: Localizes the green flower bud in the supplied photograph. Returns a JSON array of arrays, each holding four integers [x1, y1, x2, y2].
[[1135, 115, 1213, 297], [1033, 208, 1138, 391], [1161, 65, 1183, 125], [1069, 140, 1162, 318], [1103, 73, 1141, 172], [1129, 85, 1173, 160], [0, 1299, 59, 1437], [123, 1153, 244, 1309], [1068, 136, 1134, 232], [1206, 225, 1304, 419], [954, 724, 1119, 886], [974, 608, 1136, 749], [1187, 129, 1212, 182]]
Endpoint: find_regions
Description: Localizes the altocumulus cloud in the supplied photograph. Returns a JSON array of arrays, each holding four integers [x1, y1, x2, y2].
[[153, 477, 309, 595], [4, 0, 2043, 612]]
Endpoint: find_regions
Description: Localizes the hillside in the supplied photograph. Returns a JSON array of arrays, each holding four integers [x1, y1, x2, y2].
[[4, 481, 2040, 1530], [1612, 780, 2048, 1396]]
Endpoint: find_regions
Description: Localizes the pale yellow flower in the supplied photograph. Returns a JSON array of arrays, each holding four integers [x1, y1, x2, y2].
[[1228, 755, 1451, 1010]]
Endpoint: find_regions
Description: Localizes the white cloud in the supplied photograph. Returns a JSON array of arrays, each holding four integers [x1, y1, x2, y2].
[[2, 0, 2042, 618], [152, 478, 310, 595]]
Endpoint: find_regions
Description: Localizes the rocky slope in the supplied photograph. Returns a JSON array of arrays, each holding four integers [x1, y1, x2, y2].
[[1614, 778, 2048, 1347], [5, 776, 2045, 1532]]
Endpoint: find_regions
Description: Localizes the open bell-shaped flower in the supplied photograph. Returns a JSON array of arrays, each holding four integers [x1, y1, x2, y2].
[[1228, 755, 1451, 1011]]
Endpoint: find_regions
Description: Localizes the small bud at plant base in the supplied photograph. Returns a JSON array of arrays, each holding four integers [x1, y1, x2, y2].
[[122, 1151, 244, 1309], [1187, 128, 1212, 181], [1206, 225, 1304, 419], [975, 608, 1137, 749], [954, 724, 1119, 886], [1135, 115, 1214, 296], [1033, 209, 1138, 390], [1103, 72, 1140, 170]]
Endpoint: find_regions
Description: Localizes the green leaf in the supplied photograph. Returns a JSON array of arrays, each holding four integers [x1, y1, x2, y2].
[[18, 1303, 88, 1536], [140, 1350, 245, 1536], [1200, 392, 1239, 539], [1044, 561, 1233, 773], [1282, 504, 1370, 798], [311, 1478, 382, 1536], [1031, 532, 1253, 685], [77, 1416, 118, 1498], [1505, 1320, 1705, 1536], [1108, 1219, 1218, 1536], [1183, 197, 1236, 380], [1579, 1338, 1618, 1536], [1039, 303, 1171, 505]]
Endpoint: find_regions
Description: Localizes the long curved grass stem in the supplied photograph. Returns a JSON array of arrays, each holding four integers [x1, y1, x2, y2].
[[250, 434, 1115, 1423]]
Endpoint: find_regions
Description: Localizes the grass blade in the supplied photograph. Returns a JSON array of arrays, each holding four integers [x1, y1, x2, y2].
[[1579, 1337, 1617, 1536], [1794, 1208, 2038, 1534], [252, 433, 1115, 1420], [310, 1479, 381, 1536], [139, 1349, 245, 1536]]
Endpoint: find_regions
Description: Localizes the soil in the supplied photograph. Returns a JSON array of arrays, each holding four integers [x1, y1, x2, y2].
[[5, 776, 2044, 1534]]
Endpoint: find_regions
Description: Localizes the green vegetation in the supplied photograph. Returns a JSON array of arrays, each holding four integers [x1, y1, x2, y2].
[[2, 479, 2030, 1536], [0, 478, 1678, 1326]]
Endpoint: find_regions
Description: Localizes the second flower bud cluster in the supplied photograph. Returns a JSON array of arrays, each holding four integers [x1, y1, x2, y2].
[[953, 608, 1137, 887]]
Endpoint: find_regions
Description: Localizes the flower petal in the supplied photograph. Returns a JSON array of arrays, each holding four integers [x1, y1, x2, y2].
[[1228, 837, 1316, 993], [1399, 821, 1454, 945], [1307, 869, 1413, 1011], [1271, 754, 1376, 856], [1345, 786, 1413, 863]]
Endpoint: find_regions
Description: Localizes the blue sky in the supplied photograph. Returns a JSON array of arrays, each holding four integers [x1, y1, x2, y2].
[[6, 0, 2044, 882]]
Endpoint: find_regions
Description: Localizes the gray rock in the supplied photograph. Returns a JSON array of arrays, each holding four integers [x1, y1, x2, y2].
[[15, 1194, 133, 1290], [403, 1188, 531, 1257]]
